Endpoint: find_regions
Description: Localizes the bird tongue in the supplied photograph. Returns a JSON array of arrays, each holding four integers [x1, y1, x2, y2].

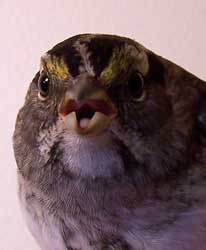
[[76, 104, 96, 129], [79, 118, 90, 128], [60, 100, 117, 131]]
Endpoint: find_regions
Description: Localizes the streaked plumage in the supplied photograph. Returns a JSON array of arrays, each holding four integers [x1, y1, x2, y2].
[[13, 34, 206, 250]]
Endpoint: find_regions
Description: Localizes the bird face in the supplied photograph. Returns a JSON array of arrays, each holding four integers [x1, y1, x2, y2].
[[36, 35, 150, 138], [14, 34, 205, 182]]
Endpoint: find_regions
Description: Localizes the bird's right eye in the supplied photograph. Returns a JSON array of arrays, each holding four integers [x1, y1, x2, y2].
[[128, 71, 145, 102], [38, 73, 50, 100]]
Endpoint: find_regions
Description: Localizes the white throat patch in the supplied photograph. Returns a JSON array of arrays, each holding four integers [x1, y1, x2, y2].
[[37, 119, 124, 178]]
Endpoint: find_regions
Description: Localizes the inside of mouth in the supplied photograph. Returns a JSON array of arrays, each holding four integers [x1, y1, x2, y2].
[[75, 104, 96, 123]]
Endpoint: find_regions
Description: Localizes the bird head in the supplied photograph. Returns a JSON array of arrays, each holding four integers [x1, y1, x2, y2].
[[37, 35, 150, 137], [13, 34, 206, 183]]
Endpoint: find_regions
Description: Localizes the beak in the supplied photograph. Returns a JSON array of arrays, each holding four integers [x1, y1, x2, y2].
[[59, 75, 117, 136]]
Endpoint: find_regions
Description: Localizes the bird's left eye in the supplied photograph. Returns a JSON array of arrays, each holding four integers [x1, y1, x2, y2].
[[38, 74, 50, 100], [128, 71, 145, 101]]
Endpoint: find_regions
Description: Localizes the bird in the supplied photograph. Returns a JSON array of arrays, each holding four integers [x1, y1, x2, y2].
[[13, 34, 206, 250]]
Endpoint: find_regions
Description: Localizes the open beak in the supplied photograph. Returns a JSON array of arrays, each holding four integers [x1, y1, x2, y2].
[[59, 89, 117, 136]]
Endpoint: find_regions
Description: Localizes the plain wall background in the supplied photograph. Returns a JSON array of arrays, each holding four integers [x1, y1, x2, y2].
[[0, 0, 205, 249]]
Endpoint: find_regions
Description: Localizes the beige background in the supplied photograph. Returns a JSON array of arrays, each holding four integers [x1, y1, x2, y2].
[[0, 0, 205, 249]]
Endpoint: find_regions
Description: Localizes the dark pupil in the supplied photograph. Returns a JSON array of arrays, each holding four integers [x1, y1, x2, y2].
[[39, 76, 49, 96], [128, 72, 143, 98]]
